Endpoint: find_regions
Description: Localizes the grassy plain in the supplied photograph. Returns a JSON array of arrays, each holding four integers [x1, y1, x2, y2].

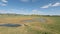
[[0, 15, 60, 34]]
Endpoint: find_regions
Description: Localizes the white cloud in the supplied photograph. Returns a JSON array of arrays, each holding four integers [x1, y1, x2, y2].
[[32, 9, 38, 12], [0, 3, 7, 6], [41, 2, 60, 8], [0, 10, 7, 13], [40, 4, 52, 8], [0, 9, 16, 14], [0, 10, 5, 12], [20, 0, 30, 2], [1, 0, 8, 3], [32, 9, 44, 15], [20, 0, 38, 2], [32, 0, 37, 2], [0, 0, 8, 6], [1, 3, 7, 6], [52, 2, 60, 6]]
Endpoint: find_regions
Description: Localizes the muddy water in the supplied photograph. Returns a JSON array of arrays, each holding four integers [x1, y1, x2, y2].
[[22, 18, 47, 23], [22, 20, 33, 22], [33, 18, 47, 22], [0, 23, 21, 27], [0, 18, 47, 27]]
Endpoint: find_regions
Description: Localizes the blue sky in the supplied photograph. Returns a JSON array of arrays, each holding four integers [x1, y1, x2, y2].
[[0, 0, 60, 15]]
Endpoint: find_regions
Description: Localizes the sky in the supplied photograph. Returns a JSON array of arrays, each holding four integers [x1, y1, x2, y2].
[[0, 0, 60, 15]]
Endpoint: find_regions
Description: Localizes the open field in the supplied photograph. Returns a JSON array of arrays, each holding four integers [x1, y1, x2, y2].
[[0, 14, 60, 34]]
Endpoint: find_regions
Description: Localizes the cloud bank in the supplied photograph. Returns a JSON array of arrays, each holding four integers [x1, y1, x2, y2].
[[41, 2, 60, 8], [20, 0, 30, 2], [0, 0, 8, 6]]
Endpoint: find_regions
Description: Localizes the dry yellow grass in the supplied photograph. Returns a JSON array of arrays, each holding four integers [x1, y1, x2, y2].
[[0, 16, 56, 34], [0, 17, 32, 23]]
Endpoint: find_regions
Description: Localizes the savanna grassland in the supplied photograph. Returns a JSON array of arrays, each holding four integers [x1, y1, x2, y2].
[[0, 14, 60, 34]]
